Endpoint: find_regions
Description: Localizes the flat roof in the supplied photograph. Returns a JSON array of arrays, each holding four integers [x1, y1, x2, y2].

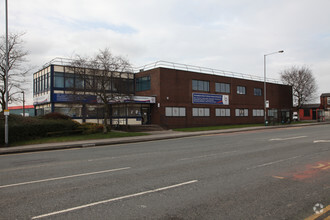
[[135, 61, 281, 84], [40, 58, 282, 84]]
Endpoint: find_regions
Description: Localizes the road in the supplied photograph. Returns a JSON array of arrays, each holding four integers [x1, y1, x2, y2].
[[0, 124, 329, 219]]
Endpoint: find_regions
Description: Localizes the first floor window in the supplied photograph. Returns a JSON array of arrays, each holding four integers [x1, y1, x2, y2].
[[192, 80, 209, 92], [215, 108, 231, 117], [215, 83, 230, 93], [253, 109, 264, 117], [235, 109, 248, 117], [254, 88, 262, 96], [237, 86, 246, 95], [165, 107, 186, 117], [54, 72, 64, 88], [136, 76, 151, 91], [192, 108, 210, 117]]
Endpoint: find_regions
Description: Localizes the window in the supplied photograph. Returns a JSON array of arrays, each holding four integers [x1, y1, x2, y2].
[[253, 109, 264, 117], [237, 86, 246, 95], [75, 75, 85, 89], [127, 105, 141, 117], [65, 73, 75, 88], [303, 109, 310, 117], [268, 109, 278, 118], [54, 72, 64, 88], [136, 76, 151, 91], [235, 109, 248, 117], [165, 107, 186, 117], [215, 83, 230, 93], [192, 80, 209, 92], [192, 108, 210, 117], [54, 107, 82, 117], [327, 97, 330, 105], [254, 88, 262, 96], [46, 73, 50, 90], [215, 108, 231, 117]]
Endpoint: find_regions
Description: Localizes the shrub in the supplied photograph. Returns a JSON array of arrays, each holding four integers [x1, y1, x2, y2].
[[41, 112, 72, 120], [0, 114, 79, 146], [79, 123, 104, 134]]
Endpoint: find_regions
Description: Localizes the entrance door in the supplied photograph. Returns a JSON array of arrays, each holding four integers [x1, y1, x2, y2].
[[312, 109, 317, 120], [141, 107, 150, 124]]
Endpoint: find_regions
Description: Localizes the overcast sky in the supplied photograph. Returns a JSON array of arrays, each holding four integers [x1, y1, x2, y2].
[[2, 0, 330, 104]]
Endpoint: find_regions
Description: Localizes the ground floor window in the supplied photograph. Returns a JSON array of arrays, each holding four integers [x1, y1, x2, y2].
[[165, 107, 186, 117], [268, 109, 278, 118], [54, 107, 82, 117], [303, 109, 310, 117], [85, 106, 104, 118], [215, 108, 230, 117], [253, 109, 264, 117], [235, 109, 248, 117], [193, 108, 210, 117]]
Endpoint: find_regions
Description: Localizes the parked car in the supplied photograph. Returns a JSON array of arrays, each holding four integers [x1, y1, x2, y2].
[[292, 112, 298, 121]]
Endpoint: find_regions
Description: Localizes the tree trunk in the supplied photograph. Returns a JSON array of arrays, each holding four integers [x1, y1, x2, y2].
[[103, 104, 108, 134]]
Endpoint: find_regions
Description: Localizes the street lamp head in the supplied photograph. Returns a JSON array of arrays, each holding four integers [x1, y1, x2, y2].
[[278, 50, 284, 53]]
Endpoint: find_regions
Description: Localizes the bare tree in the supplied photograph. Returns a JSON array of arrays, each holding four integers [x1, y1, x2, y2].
[[0, 33, 31, 111], [280, 66, 317, 108], [71, 48, 132, 133]]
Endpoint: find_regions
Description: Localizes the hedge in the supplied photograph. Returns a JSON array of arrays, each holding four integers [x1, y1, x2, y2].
[[0, 114, 79, 146]]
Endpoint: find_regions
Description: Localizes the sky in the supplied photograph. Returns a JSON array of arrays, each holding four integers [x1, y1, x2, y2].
[[2, 0, 330, 104]]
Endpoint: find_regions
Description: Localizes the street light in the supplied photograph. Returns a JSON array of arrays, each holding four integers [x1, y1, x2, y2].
[[264, 50, 284, 126], [21, 91, 25, 117]]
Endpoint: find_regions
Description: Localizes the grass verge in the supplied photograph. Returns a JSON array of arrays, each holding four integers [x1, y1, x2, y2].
[[11, 131, 149, 147], [173, 124, 264, 132]]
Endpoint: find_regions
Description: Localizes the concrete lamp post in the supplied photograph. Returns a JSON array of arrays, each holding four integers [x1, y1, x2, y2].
[[21, 91, 25, 117], [264, 50, 284, 126]]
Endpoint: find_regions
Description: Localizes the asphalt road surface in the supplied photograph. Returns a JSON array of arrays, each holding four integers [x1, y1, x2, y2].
[[0, 124, 329, 219]]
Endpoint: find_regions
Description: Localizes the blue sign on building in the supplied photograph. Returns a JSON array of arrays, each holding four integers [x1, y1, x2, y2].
[[52, 94, 97, 103], [192, 93, 229, 105]]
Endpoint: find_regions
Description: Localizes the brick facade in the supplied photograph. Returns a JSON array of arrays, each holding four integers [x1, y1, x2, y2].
[[135, 67, 293, 128]]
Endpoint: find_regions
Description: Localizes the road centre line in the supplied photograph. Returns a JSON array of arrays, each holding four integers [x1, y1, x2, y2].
[[31, 180, 198, 219], [248, 155, 302, 169], [313, 140, 330, 143], [269, 136, 307, 141], [179, 151, 237, 161], [0, 167, 130, 189]]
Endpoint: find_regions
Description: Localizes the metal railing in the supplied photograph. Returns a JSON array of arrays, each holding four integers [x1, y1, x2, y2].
[[42, 57, 75, 69], [42, 58, 281, 84], [134, 60, 281, 84]]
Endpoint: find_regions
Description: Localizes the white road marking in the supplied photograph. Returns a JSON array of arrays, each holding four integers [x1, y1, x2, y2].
[[248, 155, 302, 169], [0, 167, 130, 189], [179, 151, 237, 161], [269, 136, 307, 141], [31, 180, 198, 219], [313, 140, 330, 143]]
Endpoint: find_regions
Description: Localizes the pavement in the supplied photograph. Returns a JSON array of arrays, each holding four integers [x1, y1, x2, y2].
[[0, 121, 329, 155]]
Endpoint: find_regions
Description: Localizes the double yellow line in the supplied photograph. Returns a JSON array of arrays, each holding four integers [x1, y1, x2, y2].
[[305, 205, 330, 220]]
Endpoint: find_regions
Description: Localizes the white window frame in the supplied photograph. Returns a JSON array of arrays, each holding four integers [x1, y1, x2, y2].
[[237, 86, 246, 95], [235, 108, 248, 117], [253, 109, 264, 117], [216, 108, 231, 117], [193, 108, 210, 117], [165, 107, 186, 117]]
